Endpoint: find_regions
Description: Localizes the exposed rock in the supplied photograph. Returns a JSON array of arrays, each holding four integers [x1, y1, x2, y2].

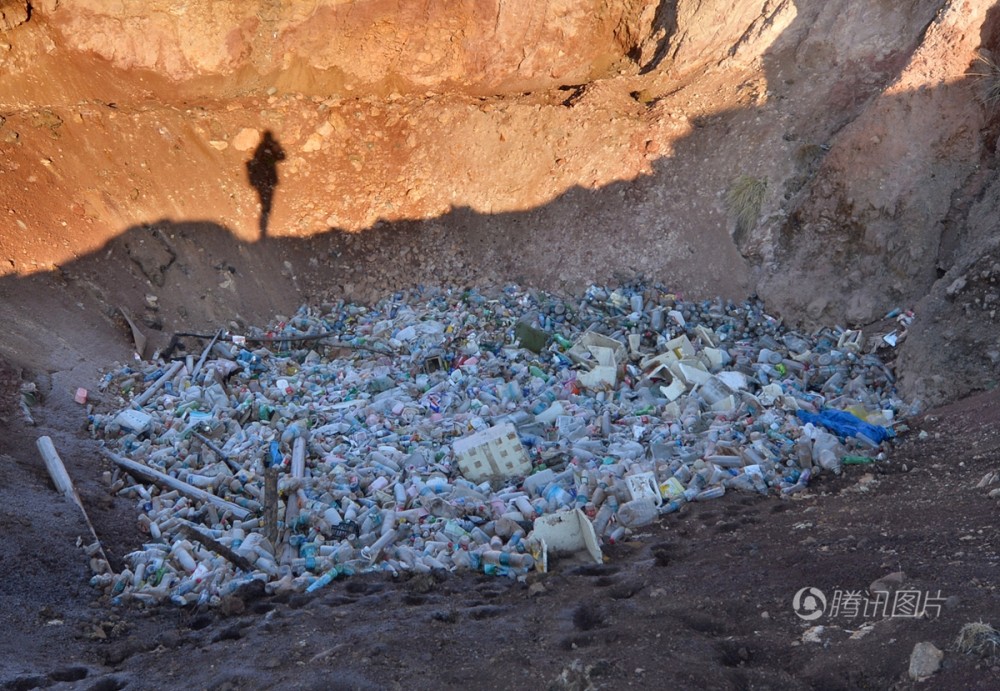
[[869, 571, 906, 597], [231, 127, 260, 152], [301, 133, 323, 153], [0, 0, 28, 33], [123, 227, 176, 288], [946, 275, 967, 297], [46, 0, 671, 94], [908, 641, 944, 680]]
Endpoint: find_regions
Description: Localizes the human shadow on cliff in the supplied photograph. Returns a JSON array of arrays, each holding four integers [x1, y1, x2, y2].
[[246, 130, 286, 240]]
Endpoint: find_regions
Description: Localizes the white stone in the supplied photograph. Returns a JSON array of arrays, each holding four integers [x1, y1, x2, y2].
[[908, 642, 943, 680]]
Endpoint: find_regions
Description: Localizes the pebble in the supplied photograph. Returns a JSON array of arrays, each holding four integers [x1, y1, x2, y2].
[[908, 641, 943, 680], [869, 571, 905, 597]]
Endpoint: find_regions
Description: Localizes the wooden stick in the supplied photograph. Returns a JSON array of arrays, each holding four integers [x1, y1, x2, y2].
[[291, 436, 306, 479], [278, 440, 308, 565], [191, 328, 223, 380], [193, 431, 242, 473], [99, 447, 251, 520], [176, 522, 257, 572], [264, 465, 279, 546], [37, 436, 114, 574], [132, 360, 184, 408]]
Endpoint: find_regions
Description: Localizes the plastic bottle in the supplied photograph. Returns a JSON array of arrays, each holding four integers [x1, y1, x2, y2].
[[651, 308, 664, 332], [694, 486, 725, 501], [607, 526, 627, 544], [542, 483, 573, 510], [816, 448, 841, 474], [592, 502, 615, 535], [781, 468, 811, 495], [617, 497, 659, 527], [794, 436, 813, 470], [481, 550, 533, 570], [90, 281, 913, 602], [812, 431, 842, 475], [758, 348, 783, 365]]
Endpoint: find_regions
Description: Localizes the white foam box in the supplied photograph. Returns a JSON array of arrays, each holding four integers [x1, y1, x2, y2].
[[660, 377, 687, 402], [671, 359, 711, 386], [453, 423, 531, 483], [567, 331, 626, 366], [626, 471, 662, 505], [532, 508, 603, 570], [663, 334, 696, 359], [115, 409, 153, 434]]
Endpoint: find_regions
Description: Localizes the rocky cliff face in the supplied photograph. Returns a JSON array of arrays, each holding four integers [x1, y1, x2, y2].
[[1, 0, 998, 405], [45, 0, 663, 95], [0, 0, 29, 32]]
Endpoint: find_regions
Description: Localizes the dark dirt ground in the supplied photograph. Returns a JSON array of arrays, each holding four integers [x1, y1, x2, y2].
[[3, 357, 1000, 691]]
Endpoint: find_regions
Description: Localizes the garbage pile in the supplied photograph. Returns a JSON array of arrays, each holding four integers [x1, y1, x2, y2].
[[88, 284, 903, 607]]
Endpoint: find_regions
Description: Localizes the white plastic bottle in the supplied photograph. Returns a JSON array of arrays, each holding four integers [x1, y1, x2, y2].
[[617, 497, 659, 528]]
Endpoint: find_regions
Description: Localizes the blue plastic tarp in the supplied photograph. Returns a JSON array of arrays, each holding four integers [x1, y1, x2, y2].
[[796, 409, 893, 444]]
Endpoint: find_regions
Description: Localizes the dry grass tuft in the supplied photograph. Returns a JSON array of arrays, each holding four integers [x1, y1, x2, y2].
[[955, 621, 1000, 658], [726, 175, 768, 233], [970, 53, 1000, 109]]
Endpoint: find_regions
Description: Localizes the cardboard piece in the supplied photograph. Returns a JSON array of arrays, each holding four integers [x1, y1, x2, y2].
[[118, 306, 147, 358], [515, 321, 550, 353]]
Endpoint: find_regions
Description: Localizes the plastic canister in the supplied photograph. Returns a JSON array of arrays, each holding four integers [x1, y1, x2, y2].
[[617, 498, 659, 528]]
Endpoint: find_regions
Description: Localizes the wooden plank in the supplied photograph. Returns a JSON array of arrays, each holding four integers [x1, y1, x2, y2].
[[176, 522, 256, 572], [99, 447, 251, 520], [37, 436, 114, 574], [132, 360, 184, 408], [191, 328, 223, 380]]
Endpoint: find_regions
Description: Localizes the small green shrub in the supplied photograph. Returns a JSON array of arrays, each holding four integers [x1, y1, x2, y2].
[[726, 175, 768, 233]]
